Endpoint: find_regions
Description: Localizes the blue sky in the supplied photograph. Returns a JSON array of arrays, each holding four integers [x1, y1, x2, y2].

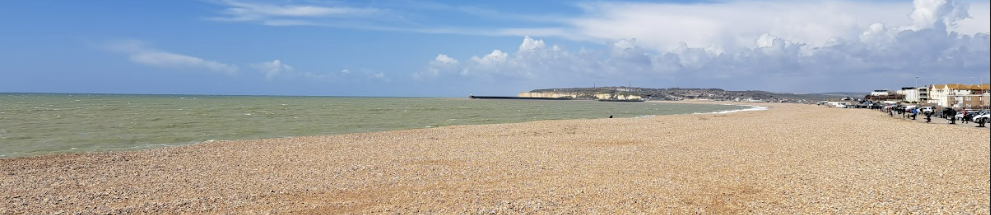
[[1, 0, 988, 97]]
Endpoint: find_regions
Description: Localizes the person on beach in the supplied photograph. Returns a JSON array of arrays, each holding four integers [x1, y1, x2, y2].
[[911, 108, 918, 120], [960, 109, 966, 124], [925, 111, 932, 123], [947, 108, 957, 124]]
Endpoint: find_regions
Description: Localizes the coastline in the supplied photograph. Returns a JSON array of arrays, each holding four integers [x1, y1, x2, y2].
[[1, 96, 745, 158], [2, 103, 988, 213]]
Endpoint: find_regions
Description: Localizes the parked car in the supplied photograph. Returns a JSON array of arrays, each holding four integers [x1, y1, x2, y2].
[[954, 109, 980, 121], [919, 106, 934, 113], [974, 113, 990, 123]]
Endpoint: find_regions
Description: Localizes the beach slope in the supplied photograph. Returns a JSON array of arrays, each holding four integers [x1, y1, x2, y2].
[[2, 103, 988, 214]]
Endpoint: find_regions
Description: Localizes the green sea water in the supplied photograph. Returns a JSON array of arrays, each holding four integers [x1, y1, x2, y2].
[[0, 93, 746, 158]]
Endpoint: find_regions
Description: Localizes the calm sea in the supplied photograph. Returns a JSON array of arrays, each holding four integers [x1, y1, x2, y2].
[[0, 93, 745, 158]]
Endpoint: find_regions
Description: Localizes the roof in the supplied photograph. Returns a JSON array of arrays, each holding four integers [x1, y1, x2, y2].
[[931, 84, 990, 90]]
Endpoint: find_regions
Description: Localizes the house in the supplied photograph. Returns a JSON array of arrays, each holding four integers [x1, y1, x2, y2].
[[864, 90, 903, 102], [984, 92, 990, 108], [901, 87, 929, 103], [870, 90, 891, 96], [929, 84, 990, 108]]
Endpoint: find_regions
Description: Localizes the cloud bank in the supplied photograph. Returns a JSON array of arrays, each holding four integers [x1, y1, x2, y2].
[[421, 0, 990, 93], [251, 60, 389, 83], [103, 40, 390, 83], [210, 0, 386, 27], [107, 40, 238, 74]]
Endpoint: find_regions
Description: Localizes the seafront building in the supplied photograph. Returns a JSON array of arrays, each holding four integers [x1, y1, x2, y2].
[[870, 90, 892, 96], [928, 84, 989, 109], [865, 89, 903, 102], [866, 84, 988, 109], [900, 87, 928, 103]]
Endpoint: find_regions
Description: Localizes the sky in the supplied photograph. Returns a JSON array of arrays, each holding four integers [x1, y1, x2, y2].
[[1, 0, 988, 97]]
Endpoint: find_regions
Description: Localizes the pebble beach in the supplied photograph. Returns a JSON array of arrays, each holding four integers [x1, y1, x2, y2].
[[2, 102, 989, 214]]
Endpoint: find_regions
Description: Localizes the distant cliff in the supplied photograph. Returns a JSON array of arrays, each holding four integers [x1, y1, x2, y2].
[[523, 87, 846, 103], [517, 92, 642, 100]]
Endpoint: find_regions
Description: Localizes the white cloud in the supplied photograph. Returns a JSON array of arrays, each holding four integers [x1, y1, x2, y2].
[[416, 54, 460, 80], [339, 68, 390, 82], [565, 1, 918, 52], [207, 0, 989, 46], [519, 36, 545, 51], [910, 0, 970, 29], [493, 0, 986, 54], [107, 40, 238, 74], [424, 0, 990, 93], [253, 59, 295, 80], [247, 60, 389, 83], [471, 50, 508, 65], [433, 54, 459, 64], [252, 60, 345, 82], [212, 0, 380, 23], [199, 0, 988, 93], [950, 1, 990, 35]]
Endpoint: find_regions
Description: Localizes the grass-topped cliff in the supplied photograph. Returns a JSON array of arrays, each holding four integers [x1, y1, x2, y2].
[[529, 87, 855, 103]]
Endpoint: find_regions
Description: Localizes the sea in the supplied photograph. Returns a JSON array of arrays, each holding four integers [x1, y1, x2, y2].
[[0, 93, 747, 158]]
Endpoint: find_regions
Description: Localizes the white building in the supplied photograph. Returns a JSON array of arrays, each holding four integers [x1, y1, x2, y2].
[[902, 87, 928, 103], [870, 90, 891, 96], [929, 84, 990, 108]]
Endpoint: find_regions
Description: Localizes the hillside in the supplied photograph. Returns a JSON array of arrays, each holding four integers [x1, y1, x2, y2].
[[528, 87, 860, 103]]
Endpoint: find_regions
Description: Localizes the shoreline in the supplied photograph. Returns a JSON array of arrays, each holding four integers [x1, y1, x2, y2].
[[2, 103, 987, 213], [1, 101, 751, 159]]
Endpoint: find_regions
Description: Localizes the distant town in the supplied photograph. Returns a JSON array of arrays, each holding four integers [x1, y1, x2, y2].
[[516, 87, 861, 104], [514, 84, 989, 109], [857, 84, 990, 109]]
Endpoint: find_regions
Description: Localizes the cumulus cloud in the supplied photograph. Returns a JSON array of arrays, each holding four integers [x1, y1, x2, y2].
[[206, 0, 988, 47], [508, 0, 986, 54], [106, 40, 238, 74], [415, 54, 460, 79], [253, 59, 295, 80], [910, 0, 970, 29], [424, 0, 990, 93], [519, 36, 545, 51], [569, 1, 910, 52]]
